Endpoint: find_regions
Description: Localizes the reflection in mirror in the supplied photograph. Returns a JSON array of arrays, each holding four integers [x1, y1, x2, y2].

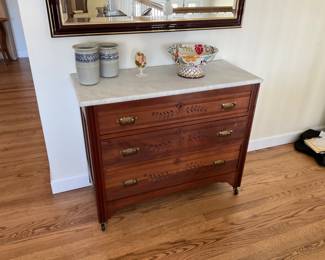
[[59, 0, 239, 25]]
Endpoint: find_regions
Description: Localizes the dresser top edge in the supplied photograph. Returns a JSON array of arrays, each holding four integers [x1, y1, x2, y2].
[[71, 60, 263, 108]]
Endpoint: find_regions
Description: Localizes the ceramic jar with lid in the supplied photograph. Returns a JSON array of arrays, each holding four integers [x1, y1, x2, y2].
[[99, 43, 119, 78], [73, 43, 100, 86]]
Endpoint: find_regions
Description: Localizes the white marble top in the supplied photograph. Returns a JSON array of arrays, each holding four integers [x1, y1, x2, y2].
[[71, 60, 262, 107]]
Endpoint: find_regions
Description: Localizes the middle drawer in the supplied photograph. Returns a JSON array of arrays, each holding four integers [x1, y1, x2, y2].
[[101, 116, 248, 170]]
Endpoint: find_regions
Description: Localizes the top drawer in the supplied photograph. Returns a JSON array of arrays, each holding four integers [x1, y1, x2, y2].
[[95, 85, 253, 136]]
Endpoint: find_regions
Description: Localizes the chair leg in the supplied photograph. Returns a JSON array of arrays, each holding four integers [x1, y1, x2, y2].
[[1, 47, 13, 64], [0, 50, 7, 65], [0, 22, 15, 63], [0, 50, 8, 65], [4, 50, 10, 64]]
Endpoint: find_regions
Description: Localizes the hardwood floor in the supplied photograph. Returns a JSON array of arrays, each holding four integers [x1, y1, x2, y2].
[[0, 60, 325, 260]]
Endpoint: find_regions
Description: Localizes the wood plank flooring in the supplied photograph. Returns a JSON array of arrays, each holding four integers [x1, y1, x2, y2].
[[0, 60, 325, 260]]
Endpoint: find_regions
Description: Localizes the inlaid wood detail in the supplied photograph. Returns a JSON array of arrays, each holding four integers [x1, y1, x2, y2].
[[144, 159, 216, 183], [151, 104, 208, 120], [152, 110, 177, 120], [146, 140, 173, 153], [185, 104, 208, 114], [145, 162, 202, 183], [95, 86, 253, 136]]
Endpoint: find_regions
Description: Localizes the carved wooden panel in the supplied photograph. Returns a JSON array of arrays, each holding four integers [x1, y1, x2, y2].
[[95, 86, 253, 136]]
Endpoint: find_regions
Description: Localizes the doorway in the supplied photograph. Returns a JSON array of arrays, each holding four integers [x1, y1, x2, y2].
[[0, 0, 28, 63]]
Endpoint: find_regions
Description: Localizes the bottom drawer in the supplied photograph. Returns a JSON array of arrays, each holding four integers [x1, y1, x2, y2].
[[105, 144, 241, 201]]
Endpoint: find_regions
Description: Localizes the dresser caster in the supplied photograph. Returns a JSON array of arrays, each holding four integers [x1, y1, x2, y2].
[[100, 222, 107, 232], [233, 187, 240, 195]]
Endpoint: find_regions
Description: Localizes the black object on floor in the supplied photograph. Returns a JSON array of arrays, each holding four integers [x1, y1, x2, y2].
[[294, 129, 325, 167]]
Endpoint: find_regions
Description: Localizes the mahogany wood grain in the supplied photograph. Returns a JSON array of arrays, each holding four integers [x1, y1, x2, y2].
[[105, 144, 241, 201], [107, 172, 236, 217], [95, 85, 252, 136], [83, 107, 108, 224], [84, 83, 260, 224], [101, 116, 248, 170], [235, 84, 260, 188]]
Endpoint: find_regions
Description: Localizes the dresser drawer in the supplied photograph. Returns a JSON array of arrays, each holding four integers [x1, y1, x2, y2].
[[95, 86, 253, 135], [101, 116, 248, 171], [104, 144, 241, 201]]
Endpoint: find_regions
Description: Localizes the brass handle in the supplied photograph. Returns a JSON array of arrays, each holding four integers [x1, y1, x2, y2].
[[117, 116, 138, 126], [120, 147, 140, 157], [123, 179, 138, 187], [214, 160, 226, 166], [222, 102, 237, 110], [217, 130, 233, 137]]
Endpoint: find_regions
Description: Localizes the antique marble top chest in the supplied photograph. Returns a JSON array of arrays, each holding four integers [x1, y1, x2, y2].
[[71, 60, 262, 231]]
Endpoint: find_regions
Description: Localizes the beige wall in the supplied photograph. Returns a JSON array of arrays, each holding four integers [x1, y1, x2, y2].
[[87, 0, 106, 16], [18, 0, 325, 191], [0, 0, 7, 17], [233, 0, 325, 137]]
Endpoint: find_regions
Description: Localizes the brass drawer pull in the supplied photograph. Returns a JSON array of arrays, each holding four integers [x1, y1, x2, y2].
[[214, 160, 226, 166], [123, 179, 138, 187], [120, 147, 140, 157], [117, 116, 138, 126], [222, 102, 237, 110], [217, 130, 233, 137]]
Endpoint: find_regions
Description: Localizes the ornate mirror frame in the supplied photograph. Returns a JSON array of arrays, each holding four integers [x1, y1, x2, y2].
[[46, 0, 246, 37]]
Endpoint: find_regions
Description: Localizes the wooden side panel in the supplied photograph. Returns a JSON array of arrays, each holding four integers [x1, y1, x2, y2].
[[83, 107, 107, 224], [235, 84, 261, 188]]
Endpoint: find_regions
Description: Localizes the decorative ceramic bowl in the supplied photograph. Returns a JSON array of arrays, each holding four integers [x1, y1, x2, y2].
[[168, 43, 218, 78]]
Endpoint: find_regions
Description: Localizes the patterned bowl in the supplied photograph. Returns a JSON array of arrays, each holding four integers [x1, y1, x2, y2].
[[168, 43, 218, 78]]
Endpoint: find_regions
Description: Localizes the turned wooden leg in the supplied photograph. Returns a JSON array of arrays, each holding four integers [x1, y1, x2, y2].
[[233, 187, 240, 195]]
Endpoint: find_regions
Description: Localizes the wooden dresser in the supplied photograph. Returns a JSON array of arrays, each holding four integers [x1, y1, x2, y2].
[[72, 60, 262, 231]]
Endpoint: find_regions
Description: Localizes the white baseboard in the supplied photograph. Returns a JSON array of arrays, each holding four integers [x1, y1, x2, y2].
[[51, 174, 92, 194], [248, 125, 325, 152], [50, 125, 325, 194]]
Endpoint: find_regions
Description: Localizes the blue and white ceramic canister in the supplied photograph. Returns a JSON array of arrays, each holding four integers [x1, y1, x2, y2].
[[99, 43, 119, 78], [73, 43, 100, 86]]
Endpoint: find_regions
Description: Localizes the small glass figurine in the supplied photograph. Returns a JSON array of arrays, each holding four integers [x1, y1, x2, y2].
[[135, 52, 147, 78]]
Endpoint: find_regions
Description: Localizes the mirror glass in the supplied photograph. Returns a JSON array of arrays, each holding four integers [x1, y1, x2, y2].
[[59, 0, 239, 25]]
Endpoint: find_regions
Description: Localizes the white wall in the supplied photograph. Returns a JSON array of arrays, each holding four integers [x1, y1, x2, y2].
[[6, 0, 28, 57], [18, 0, 325, 193]]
